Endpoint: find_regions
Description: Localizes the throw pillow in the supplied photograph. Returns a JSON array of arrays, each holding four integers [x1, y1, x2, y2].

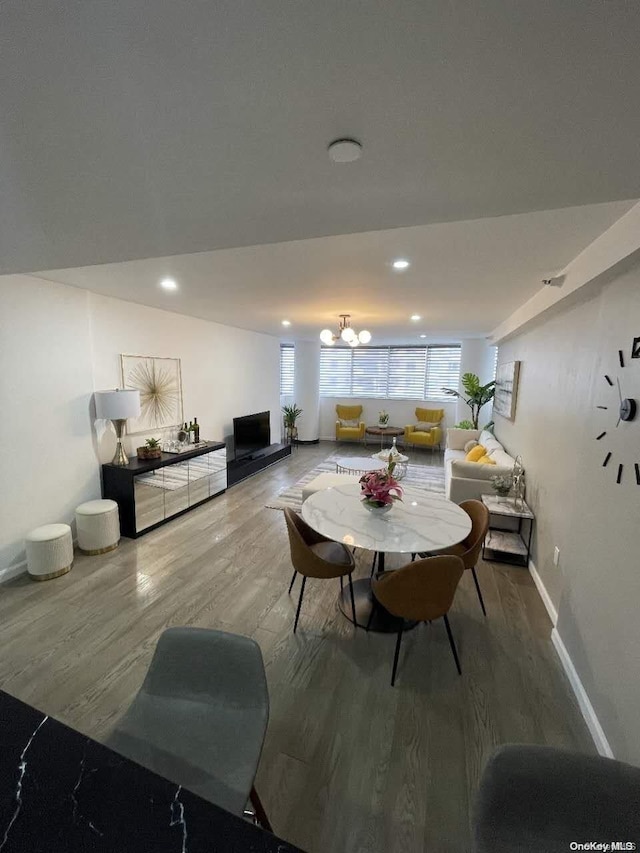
[[464, 439, 479, 453], [477, 455, 496, 465], [339, 418, 359, 427], [414, 421, 437, 432], [465, 445, 486, 462]]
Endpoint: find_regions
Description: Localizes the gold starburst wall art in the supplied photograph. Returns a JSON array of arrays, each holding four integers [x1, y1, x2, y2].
[[120, 355, 184, 434]]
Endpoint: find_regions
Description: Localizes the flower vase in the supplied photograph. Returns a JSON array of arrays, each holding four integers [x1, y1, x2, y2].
[[362, 500, 393, 514]]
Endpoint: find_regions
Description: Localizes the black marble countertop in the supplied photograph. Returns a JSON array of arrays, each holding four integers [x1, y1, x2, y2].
[[0, 690, 301, 852]]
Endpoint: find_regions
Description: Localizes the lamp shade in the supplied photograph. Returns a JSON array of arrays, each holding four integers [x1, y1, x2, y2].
[[95, 389, 141, 420]]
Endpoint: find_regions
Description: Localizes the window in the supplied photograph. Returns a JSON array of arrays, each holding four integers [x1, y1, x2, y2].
[[492, 346, 499, 379], [319, 344, 461, 399], [424, 345, 462, 401], [280, 344, 294, 395], [319, 347, 352, 396]]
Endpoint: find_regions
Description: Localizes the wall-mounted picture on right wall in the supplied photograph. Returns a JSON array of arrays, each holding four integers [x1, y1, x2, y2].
[[494, 360, 521, 420]]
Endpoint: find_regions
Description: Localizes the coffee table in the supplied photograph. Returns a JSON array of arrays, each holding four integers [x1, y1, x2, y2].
[[302, 483, 471, 632], [335, 456, 387, 476], [364, 425, 404, 448]]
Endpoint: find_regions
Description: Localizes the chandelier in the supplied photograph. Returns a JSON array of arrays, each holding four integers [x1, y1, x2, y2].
[[320, 315, 371, 348]]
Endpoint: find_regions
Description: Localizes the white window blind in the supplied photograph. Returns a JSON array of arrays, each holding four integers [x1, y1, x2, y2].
[[319, 347, 352, 396], [351, 347, 389, 397], [424, 346, 462, 401], [320, 345, 461, 399], [388, 347, 427, 399], [280, 345, 295, 395]]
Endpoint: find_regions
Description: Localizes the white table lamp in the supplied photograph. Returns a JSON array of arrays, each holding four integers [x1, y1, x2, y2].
[[95, 389, 141, 466]]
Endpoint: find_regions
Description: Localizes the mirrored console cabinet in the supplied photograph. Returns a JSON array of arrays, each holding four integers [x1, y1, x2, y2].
[[102, 442, 227, 538]]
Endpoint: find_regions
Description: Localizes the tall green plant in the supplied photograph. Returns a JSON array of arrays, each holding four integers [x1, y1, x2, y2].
[[442, 373, 495, 429]]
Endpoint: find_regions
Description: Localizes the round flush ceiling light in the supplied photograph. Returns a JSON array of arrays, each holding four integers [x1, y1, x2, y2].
[[410, 314, 421, 321], [160, 277, 178, 290], [328, 138, 362, 163], [281, 319, 291, 326], [392, 259, 410, 270], [419, 334, 427, 339]]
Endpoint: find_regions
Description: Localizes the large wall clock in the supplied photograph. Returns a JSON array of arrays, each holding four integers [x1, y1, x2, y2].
[[596, 336, 640, 485]]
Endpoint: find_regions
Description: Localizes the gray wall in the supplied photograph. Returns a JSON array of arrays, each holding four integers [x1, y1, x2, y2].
[[496, 262, 640, 763]]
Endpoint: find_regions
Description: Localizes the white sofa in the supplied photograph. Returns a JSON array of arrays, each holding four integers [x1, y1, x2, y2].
[[445, 428, 516, 503]]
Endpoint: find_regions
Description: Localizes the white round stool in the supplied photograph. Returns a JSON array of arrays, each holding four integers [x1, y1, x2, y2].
[[26, 524, 74, 581], [75, 499, 120, 555]]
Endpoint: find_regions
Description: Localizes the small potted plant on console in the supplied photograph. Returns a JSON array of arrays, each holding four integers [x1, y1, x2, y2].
[[137, 437, 163, 460]]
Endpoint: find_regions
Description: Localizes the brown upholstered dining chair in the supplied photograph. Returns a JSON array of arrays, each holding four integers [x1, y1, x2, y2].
[[438, 499, 490, 616], [371, 555, 464, 686], [283, 508, 357, 632]]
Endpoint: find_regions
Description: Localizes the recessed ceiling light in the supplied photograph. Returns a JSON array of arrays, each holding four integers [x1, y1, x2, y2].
[[281, 320, 291, 326], [410, 314, 421, 321], [392, 259, 410, 270], [419, 334, 427, 339], [160, 277, 178, 290], [328, 138, 362, 163]]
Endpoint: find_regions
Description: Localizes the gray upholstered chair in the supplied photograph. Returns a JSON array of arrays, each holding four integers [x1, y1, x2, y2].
[[473, 744, 640, 852], [107, 627, 272, 829]]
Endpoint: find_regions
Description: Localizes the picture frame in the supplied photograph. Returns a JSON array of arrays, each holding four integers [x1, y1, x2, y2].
[[120, 354, 184, 434], [494, 360, 521, 420]]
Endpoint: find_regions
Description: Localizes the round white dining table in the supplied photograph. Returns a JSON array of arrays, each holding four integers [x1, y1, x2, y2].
[[301, 482, 471, 632]]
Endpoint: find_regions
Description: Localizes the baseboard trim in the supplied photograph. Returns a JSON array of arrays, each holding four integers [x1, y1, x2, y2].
[[0, 560, 27, 585], [551, 627, 614, 758], [528, 558, 558, 626]]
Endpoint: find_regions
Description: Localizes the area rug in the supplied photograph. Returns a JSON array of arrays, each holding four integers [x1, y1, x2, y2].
[[266, 452, 445, 512]]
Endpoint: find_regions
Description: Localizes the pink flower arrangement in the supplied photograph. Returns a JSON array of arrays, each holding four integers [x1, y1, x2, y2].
[[359, 460, 404, 508]]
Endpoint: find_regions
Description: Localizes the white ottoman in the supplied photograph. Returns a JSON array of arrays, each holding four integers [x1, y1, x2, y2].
[[301, 472, 359, 503], [26, 524, 74, 581], [75, 499, 120, 555]]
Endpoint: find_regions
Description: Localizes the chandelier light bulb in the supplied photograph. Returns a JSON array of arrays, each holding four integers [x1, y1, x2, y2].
[[320, 329, 334, 345], [358, 330, 371, 344], [349, 337, 359, 347], [341, 326, 355, 343]]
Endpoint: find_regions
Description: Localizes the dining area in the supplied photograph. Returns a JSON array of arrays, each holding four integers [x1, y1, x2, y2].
[[283, 468, 490, 686]]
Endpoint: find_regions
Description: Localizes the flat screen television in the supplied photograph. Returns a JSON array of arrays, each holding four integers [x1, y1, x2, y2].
[[233, 411, 271, 461]]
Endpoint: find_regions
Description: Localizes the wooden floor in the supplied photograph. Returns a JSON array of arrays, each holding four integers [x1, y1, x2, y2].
[[0, 442, 593, 852]]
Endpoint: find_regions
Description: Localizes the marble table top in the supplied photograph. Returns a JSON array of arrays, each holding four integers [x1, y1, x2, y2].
[[302, 483, 471, 554], [481, 493, 534, 519], [0, 690, 301, 853], [335, 456, 388, 473]]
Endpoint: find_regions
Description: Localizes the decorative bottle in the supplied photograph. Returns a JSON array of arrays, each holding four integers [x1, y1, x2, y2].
[[193, 417, 200, 444]]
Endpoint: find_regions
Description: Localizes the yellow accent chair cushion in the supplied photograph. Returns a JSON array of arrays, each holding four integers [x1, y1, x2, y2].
[[335, 404, 365, 442], [477, 455, 496, 465], [404, 406, 445, 450]]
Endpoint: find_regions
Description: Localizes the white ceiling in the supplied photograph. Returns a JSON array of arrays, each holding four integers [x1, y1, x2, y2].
[[37, 200, 635, 341], [1, 1, 639, 274]]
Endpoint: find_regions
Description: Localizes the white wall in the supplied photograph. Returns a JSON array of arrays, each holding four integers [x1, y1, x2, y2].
[[89, 293, 280, 461], [0, 275, 280, 579], [495, 260, 640, 764], [0, 276, 100, 577]]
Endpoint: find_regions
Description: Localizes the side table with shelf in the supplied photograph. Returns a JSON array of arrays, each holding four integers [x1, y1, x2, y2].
[[481, 494, 535, 567]]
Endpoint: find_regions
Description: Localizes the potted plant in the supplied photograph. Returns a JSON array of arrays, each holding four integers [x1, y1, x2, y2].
[[282, 403, 303, 443], [378, 409, 390, 426], [137, 437, 163, 460], [490, 473, 513, 498], [359, 460, 403, 514], [442, 373, 495, 429]]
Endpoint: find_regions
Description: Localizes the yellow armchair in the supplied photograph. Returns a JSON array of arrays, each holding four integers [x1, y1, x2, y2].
[[336, 404, 366, 442], [404, 407, 444, 451]]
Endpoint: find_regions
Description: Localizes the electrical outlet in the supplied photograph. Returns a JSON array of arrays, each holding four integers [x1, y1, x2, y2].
[[553, 546, 560, 567]]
